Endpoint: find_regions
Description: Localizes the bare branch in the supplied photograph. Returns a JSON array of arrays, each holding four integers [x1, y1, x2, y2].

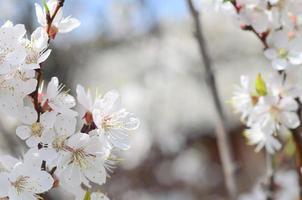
[[185, 0, 237, 199]]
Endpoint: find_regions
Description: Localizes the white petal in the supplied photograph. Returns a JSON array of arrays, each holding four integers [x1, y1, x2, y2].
[[91, 192, 110, 200], [280, 112, 300, 129], [67, 133, 90, 149], [272, 58, 288, 70], [26, 136, 41, 147], [279, 97, 298, 111], [76, 84, 93, 111], [61, 165, 82, 186], [9, 189, 36, 200], [0, 174, 9, 197], [58, 16, 81, 33], [264, 48, 278, 59], [288, 51, 302, 65], [55, 114, 76, 136], [19, 107, 37, 125], [26, 170, 54, 193], [38, 49, 52, 63], [16, 125, 31, 140], [84, 158, 106, 185], [35, 3, 47, 26], [40, 111, 56, 129], [47, 77, 59, 99]]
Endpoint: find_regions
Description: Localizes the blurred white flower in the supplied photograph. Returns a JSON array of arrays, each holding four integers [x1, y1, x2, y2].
[[245, 124, 281, 153]]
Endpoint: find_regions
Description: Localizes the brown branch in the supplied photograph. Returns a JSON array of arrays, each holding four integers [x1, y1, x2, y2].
[[29, 0, 66, 121], [231, 0, 269, 49], [185, 0, 237, 199]]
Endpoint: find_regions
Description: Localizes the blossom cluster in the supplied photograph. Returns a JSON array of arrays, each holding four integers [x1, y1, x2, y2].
[[0, 0, 140, 200], [232, 70, 301, 153], [228, 0, 302, 154]]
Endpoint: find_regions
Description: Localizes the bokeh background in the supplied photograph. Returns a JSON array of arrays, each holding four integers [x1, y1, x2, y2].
[[0, 0, 281, 199]]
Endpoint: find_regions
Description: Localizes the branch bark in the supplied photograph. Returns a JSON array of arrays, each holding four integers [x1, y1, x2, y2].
[[185, 0, 237, 199]]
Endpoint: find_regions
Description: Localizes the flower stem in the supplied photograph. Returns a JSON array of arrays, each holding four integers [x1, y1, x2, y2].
[[185, 0, 237, 199]]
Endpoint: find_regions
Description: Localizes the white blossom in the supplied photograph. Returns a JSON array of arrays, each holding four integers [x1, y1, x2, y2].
[[0, 158, 53, 200], [21, 27, 51, 70], [16, 107, 56, 147], [57, 133, 109, 187], [264, 30, 302, 70], [92, 90, 140, 150], [35, 0, 80, 38], [42, 77, 77, 117], [232, 75, 258, 121]]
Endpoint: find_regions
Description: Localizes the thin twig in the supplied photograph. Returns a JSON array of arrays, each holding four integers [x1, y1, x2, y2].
[[185, 0, 237, 199], [29, 0, 66, 121], [230, 1, 269, 49]]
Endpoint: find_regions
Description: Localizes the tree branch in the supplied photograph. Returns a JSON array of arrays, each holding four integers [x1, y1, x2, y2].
[[230, 0, 269, 49], [185, 0, 237, 199]]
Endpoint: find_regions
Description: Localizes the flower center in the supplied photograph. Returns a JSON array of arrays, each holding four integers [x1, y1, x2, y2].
[[52, 135, 67, 151], [11, 176, 29, 194], [278, 48, 288, 58], [25, 52, 38, 64], [70, 148, 89, 169], [269, 105, 280, 119], [250, 95, 259, 106], [31, 122, 44, 137], [0, 49, 8, 65]]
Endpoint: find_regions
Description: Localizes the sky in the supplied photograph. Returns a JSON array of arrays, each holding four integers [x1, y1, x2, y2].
[[0, 0, 195, 42]]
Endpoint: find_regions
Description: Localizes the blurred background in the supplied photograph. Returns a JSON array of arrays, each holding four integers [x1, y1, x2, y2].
[[0, 0, 283, 199]]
